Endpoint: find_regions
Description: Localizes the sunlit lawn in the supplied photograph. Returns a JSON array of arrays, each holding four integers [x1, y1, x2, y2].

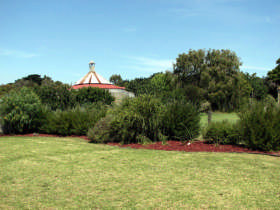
[[0, 136, 279, 209], [200, 112, 239, 128]]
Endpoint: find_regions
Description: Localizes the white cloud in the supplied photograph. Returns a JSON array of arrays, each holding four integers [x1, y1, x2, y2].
[[122, 56, 174, 73], [0, 49, 39, 58]]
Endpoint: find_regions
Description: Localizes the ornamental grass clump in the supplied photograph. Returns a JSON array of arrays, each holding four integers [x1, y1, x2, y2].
[[161, 101, 200, 141]]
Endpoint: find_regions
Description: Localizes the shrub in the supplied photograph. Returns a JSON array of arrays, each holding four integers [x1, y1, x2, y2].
[[87, 115, 113, 143], [203, 120, 241, 145], [41, 104, 107, 136], [262, 94, 276, 106], [161, 101, 200, 141], [239, 102, 280, 151], [35, 82, 75, 110], [88, 95, 164, 144], [73, 87, 114, 106], [0, 87, 45, 134], [109, 95, 163, 144]]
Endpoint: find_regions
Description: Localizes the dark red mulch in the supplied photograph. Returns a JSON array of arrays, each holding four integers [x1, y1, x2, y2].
[[107, 141, 280, 156], [1, 134, 279, 156]]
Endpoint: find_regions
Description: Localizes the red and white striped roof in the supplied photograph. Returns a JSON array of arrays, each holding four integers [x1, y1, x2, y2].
[[72, 61, 125, 90]]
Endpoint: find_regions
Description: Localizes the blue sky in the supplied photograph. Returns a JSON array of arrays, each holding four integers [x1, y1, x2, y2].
[[0, 0, 279, 85]]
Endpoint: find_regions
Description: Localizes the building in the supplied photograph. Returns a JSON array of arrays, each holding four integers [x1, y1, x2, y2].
[[72, 61, 134, 101]]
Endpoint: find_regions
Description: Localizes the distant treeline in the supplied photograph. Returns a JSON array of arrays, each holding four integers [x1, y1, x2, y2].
[[0, 49, 279, 112], [110, 49, 280, 112]]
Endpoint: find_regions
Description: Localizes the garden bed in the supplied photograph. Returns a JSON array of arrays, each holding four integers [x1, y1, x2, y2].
[[107, 141, 280, 156], [1, 134, 279, 156]]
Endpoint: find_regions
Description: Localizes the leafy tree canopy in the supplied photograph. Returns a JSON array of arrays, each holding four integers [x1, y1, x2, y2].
[[109, 74, 123, 86], [173, 49, 250, 111], [267, 57, 280, 86]]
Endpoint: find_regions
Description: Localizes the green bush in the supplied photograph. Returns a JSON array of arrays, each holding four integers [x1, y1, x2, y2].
[[203, 120, 241, 145], [87, 115, 113, 143], [161, 101, 200, 141], [88, 95, 164, 144], [35, 82, 75, 110], [35, 84, 114, 111], [73, 87, 114, 106], [0, 87, 45, 134], [109, 95, 163, 144], [42, 104, 107, 136], [239, 102, 280, 151]]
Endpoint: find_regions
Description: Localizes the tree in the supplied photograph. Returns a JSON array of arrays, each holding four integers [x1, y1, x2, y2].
[[243, 73, 268, 100], [267, 58, 280, 86], [109, 74, 123, 86], [14, 74, 44, 87], [266, 58, 280, 99], [173, 49, 250, 111]]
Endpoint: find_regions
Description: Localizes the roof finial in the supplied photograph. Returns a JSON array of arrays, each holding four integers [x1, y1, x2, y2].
[[89, 60, 95, 72]]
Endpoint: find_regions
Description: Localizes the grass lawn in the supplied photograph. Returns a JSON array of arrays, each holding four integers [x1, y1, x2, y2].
[[0, 137, 280, 209], [200, 112, 239, 128]]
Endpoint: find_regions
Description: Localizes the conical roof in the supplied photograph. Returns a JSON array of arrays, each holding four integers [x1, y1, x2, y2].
[[72, 61, 125, 90], [74, 71, 112, 85]]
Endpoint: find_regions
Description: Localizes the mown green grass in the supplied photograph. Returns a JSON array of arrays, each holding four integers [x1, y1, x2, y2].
[[200, 112, 239, 128], [0, 137, 280, 209]]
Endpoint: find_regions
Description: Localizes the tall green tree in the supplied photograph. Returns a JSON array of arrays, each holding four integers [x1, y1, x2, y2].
[[267, 58, 280, 86], [243, 73, 268, 100], [109, 74, 123, 86], [266, 58, 280, 98], [173, 49, 251, 111]]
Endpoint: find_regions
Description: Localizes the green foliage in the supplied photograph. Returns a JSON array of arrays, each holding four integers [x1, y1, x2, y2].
[[88, 95, 164, 144], [73, 87, 114, 106], [89, 95, 200, 144], [126, 77, 154, 96], [14, 74, 51, 88], [0, 84, 14, 98], [109, 74, 123, 86], [0, 87, 44, 134], [35, 82, 74, 110], [109, 95, 163, 144], [266, 58, 280, 98], [203, 121, 241, 145], [262, 94, 276, 106], [243, 73, 268, 100], [239, 102, 280, 151], [87, 115, 113, 143], [267, 57, 280, 86], [161, 101, 200, 141], [42, 105, 107, 136], [173, 49, 251, 111], [200, 101, 211, 112], [35, 83, 114, 110]]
